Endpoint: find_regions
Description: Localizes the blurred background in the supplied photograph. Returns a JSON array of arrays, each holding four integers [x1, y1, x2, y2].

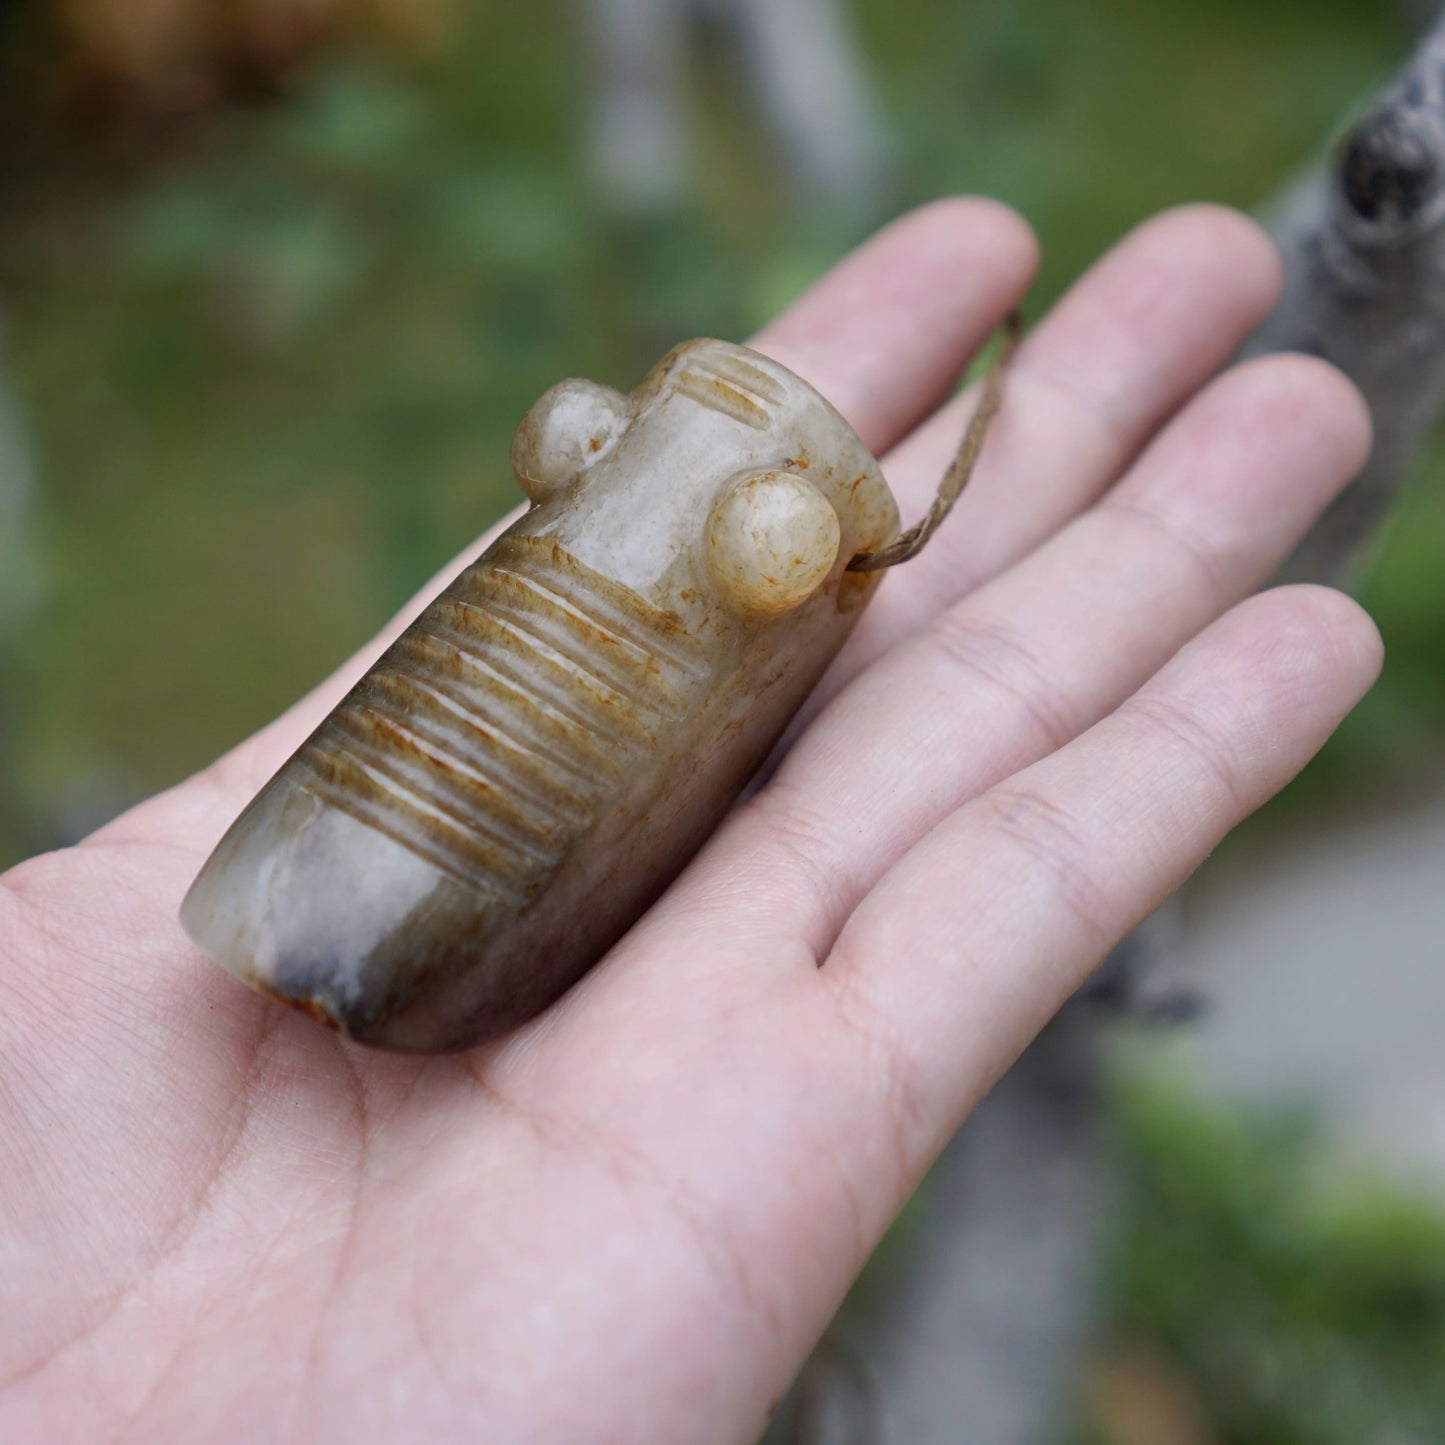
[[1, 1, 1444, 1440]]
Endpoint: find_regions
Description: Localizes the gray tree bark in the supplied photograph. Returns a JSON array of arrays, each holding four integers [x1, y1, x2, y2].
[[1251, 6, 1445, 584]]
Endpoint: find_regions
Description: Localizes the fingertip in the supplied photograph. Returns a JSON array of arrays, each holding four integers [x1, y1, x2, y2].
[[1229, 583, 1385, 709], [1237, 350, 1375, 477], [1018, 203, 1288, 438], [753, 196, 1040, 451], [1200, 349, 1374, 484], [888, 195, 1041, 289], [1266, 581, 1385, 689], [1130, 202, 1285, 314]]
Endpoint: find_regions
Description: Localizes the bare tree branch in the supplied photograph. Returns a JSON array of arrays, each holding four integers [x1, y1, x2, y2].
[[1251, 8, 1445, 583]]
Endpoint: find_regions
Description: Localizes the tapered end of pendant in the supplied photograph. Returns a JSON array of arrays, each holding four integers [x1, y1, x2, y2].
[[181, 778, 475, 1050]]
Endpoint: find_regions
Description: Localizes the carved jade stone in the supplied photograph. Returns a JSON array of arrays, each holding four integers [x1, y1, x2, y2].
[[181, 340, 899, 1051]]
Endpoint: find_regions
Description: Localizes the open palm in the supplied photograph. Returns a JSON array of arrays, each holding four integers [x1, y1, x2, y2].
[[0, 201, 1381, 1444]]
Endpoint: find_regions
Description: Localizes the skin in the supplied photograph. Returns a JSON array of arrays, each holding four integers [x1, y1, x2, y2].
[[0, 200, 1382, 1444]]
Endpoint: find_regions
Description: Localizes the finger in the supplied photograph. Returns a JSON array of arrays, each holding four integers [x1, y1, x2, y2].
[[749, 196, 1039, 451], [823, 585, 1382, 1187], [105, 200, 1037, 852], [474, 584, 1379, 1422], [831, 204, 1286, 688], [676, 354, 1370, 956]]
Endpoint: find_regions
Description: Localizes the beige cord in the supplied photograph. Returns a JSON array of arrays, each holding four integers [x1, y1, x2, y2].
[[848, 309, 1023, 573]]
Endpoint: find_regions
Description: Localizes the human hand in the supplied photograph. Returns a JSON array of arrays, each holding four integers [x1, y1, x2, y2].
[[0, 201, 1380, 1443]]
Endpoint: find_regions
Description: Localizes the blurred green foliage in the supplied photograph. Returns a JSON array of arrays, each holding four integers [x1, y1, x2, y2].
[[0, 0, 1418, 860], [1080, 1074, 1445, 1443]]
